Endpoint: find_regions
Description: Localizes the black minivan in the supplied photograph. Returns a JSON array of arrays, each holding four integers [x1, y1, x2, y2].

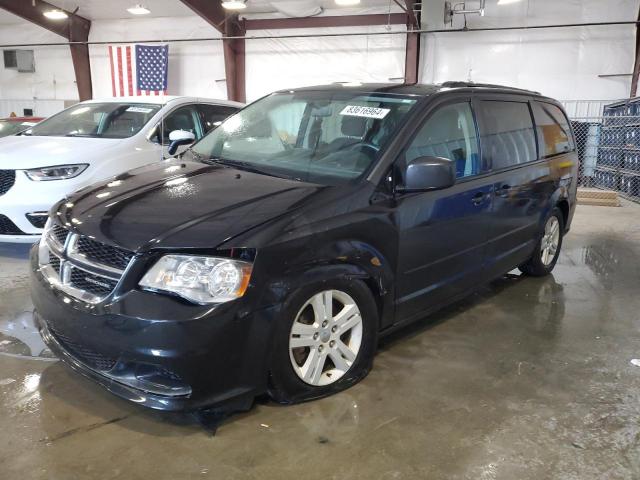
[[31, 83, 578, 411]]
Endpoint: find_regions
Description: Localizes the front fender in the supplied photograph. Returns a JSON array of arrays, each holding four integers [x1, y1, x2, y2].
[[256, 240, 396, 330]]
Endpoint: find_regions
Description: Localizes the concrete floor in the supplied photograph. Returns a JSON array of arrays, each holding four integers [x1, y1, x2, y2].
[[1, 203, 639, 480]]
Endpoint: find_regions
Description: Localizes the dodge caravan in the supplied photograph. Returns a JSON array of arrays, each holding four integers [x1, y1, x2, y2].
[[31, 83, 578, 411]]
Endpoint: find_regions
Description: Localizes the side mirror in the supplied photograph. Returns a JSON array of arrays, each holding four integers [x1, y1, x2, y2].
[[397, 156, 456, 193], [167, 130, 196, 156]]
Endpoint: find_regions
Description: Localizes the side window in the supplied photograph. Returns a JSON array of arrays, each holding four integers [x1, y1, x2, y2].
[[197, 104, 238, 134], [158, 105, 198, 145], [478, 100, 537, 169], [532, 101, 574, 157], [406, 102, 480, 178]]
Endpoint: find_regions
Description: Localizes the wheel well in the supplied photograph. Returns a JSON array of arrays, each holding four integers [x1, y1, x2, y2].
[[361, 276, 385, 323], [556, 200, 569, 228]]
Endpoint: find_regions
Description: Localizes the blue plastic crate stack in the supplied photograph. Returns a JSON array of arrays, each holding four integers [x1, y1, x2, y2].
[[596, 98, 640, 202]]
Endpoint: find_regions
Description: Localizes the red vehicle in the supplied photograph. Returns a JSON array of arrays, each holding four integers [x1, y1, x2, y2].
[[0, 117, 44, 138]]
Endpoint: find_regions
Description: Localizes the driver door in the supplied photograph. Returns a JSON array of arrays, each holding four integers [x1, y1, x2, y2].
[[155, 105, 201, 157], [394, 99, 494, 322]]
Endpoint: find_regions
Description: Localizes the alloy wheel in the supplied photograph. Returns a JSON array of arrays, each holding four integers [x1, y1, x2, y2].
[[541, 216, 560, 266], [289, 289, 363, 386]]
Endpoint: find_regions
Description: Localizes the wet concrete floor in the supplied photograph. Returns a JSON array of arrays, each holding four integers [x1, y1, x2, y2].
[[1, 203, 639, 479]]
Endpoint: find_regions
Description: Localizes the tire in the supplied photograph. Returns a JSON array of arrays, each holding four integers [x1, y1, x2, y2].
[[519, 207, 564, 277], [268, 278, 379, 404]]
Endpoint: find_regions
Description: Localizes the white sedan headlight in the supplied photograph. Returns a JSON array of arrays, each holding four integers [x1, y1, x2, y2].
[[139, 255, 253, 304], [24, 164, 88, 181]]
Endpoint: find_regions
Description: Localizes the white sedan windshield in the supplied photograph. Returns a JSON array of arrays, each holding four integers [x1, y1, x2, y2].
[[27, 103, 161, 139]]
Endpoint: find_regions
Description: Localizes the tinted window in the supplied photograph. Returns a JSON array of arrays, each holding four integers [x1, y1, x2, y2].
[[406, 102, 480, 178], [197, 104, 239, 134], [532, 101, 574, 157], [479, 101, 537, 169], [159, 105, 198, 145]]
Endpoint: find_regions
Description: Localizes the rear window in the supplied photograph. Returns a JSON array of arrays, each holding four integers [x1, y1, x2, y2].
[[478, 101, 537, 169], [532, 101, 574, 157]]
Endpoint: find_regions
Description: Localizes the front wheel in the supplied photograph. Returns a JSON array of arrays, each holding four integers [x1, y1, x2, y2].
[[268, 279, 378, 404], [519, 207, 564, 276]]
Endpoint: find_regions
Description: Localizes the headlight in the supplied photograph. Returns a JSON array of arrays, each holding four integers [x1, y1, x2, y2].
[[24, 164, 88, 181], [139, 255, 253, 304]]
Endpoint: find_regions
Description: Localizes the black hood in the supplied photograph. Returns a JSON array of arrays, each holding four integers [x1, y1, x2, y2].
[[55, 160, 325, 252]]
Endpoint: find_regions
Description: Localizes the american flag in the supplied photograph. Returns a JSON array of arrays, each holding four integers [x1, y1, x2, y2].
[[108, 44, 169, 96]]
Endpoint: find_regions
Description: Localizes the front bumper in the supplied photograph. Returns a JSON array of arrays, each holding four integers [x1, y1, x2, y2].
[[0, 170, 88, 242], [31, 247, 277, 411], [0, 233, 41, 243]]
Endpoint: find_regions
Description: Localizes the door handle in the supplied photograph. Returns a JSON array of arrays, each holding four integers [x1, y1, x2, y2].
[[495, 184, 511, 197], [471, 192, 488, 205]]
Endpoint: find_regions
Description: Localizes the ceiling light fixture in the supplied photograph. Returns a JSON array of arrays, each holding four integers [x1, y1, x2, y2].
[[43, 9, 68, 20], [127, 4, 151, 15], [497, 0, 521, 4], [335, 0, 361, 5], [222, 0, 247, 10]]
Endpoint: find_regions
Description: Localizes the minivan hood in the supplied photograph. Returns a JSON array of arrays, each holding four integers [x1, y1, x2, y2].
[[56, 160, 325, 252], [0, 135, 128, 169]]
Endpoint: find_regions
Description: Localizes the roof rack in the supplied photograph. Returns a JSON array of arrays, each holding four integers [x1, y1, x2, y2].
[[440, 81, 541, 95]]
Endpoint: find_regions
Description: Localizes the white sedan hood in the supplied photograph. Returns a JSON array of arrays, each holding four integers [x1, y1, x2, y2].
[[0, 135, 131, 170]]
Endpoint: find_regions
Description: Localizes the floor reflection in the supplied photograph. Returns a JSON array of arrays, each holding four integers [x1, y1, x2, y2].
[[581, 236, 640, 291], [0, 310, 56, 360]]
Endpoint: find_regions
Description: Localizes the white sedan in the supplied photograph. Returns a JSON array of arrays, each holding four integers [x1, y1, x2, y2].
[[0, 96, 242, 242]]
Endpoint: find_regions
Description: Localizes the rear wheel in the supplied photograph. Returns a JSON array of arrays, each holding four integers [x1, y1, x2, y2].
[[268, 279, 378, 404], [519, 207, 564, 276]]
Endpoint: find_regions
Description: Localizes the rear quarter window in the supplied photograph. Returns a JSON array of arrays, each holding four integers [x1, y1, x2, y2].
[[532, 101, 575, 157], [478, 100, 537, 170]]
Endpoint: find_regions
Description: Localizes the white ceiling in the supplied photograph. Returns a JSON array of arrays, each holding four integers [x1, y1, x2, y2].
[[0, 0, 404, 24], [0, 9, 21, 25]]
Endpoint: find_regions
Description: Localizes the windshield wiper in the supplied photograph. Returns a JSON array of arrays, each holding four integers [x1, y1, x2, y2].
[[203, 157, 292, 180], [185, 148, 205, 162], [65, 133, 100, 137]]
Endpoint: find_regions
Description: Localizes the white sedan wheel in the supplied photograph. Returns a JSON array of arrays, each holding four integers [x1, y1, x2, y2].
[[289, 289, 363, 387]]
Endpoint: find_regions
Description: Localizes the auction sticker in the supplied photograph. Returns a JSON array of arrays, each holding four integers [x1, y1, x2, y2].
[[126, 106, 154, 114], [340, 105, 390, 119]]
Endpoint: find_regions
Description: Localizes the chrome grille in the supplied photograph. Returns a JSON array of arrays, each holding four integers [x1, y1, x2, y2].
[[51, 224, 69, 246], [41, 223, 134, 303], [69, 266, 118, 297], [76, 236, 134, 271], [0, 170, 15, 196], [49, 253, 61, 275]]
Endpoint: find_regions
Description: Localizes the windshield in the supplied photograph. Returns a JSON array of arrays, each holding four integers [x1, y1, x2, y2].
[[26, 103, 162, 138], [191, 91, 418, 185], [0, 120, 37, 137]]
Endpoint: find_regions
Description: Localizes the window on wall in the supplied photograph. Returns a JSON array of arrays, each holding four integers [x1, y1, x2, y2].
[[3, 50, 35, 72], [3, 50, 17, 68], [405, 102, 480, 178], [532, 101, 574, 157], [478, 101, 537, 169]]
